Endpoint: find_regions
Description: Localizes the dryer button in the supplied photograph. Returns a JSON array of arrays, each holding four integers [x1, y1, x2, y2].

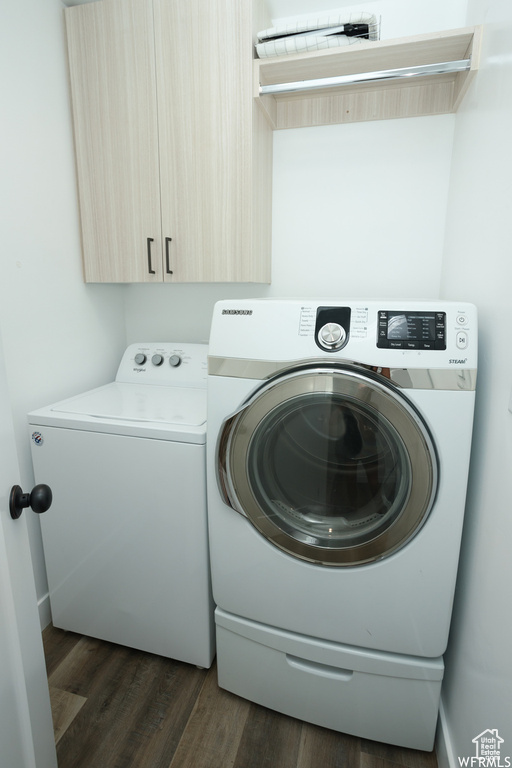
[[318, 322, 346, 351], [456, 331, 468, 350]]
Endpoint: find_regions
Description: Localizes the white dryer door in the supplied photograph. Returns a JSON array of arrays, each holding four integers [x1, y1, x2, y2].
[[218, 366, 438, 566]]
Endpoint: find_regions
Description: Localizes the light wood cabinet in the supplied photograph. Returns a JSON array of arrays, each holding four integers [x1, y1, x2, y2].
[[65, 0, 272, 283]]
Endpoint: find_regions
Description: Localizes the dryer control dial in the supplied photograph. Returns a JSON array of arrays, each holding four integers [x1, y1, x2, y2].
[[169, 354, 182, 367], [151, 354, 164, 366], [318, 322, 346, 351], [134, 353, 146, 366]]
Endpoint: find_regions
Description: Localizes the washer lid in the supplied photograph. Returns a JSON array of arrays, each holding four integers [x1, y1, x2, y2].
[[28, 382, 207, 442], [50, 382, 206, 427]]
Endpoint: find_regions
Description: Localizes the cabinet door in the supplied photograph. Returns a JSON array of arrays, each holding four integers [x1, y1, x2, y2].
[[66, 0, 163, 282], [154, 0, 271, 283]]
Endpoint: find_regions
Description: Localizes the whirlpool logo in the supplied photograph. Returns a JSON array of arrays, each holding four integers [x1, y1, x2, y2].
[[221, 309, 253, 315], [31, 431, 44, 446]]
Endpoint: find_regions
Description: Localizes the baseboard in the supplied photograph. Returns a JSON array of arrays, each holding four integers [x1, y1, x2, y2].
[[436, 698, 456, 768], [38, 592, 52, 630]]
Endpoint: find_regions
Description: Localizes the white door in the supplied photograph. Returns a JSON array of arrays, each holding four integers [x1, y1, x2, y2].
[[0, 328, 57, 768]]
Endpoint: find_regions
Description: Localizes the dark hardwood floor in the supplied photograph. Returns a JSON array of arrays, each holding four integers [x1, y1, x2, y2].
[[43, 625, 438, 768]]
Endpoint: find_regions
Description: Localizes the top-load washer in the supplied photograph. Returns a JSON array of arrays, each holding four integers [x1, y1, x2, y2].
[[206, 299, 477, 749], [29, 343, 214, 668]]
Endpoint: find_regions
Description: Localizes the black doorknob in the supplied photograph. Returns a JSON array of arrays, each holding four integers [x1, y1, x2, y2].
[[9, 484, 53, 520]]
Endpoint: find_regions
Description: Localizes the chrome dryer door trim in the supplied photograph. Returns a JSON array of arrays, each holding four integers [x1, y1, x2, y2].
[[217, 366, 438, 567], [208, 356, 476, 391]]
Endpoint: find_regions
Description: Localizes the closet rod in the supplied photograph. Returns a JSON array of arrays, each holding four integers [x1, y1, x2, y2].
[[259, 58, 471, 95]]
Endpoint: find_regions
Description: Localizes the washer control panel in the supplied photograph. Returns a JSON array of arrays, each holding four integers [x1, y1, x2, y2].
[[116, 343, 208, 386]]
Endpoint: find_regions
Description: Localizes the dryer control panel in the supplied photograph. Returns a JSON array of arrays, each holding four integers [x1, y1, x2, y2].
[[209, 299, 477, 374], [376, 310, 446, 350], [313, 307, 450, 353]]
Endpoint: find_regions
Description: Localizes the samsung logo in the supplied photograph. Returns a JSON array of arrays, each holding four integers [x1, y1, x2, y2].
[[222, 309, 253, 315]]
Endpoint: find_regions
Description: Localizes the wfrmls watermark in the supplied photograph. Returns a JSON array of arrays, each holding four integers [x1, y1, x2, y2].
[[458, 729, 510, 767]]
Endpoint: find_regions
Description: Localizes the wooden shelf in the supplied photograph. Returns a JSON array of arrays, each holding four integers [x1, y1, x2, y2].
[[254, 26, 482, 129]]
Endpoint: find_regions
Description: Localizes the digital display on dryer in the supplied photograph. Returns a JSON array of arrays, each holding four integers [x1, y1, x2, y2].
[[389, 313, 435, 340], [377, 311, 446, 350]]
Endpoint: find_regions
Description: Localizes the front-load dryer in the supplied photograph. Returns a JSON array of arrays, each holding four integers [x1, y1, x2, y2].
[[29, 343, 214, 668], [206, 299, 477, 749]]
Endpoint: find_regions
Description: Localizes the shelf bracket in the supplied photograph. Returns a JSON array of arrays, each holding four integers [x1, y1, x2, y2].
[[259, 58, 472, 96]]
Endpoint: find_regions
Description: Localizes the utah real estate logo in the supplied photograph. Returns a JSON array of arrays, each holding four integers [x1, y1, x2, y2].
[[459, 729, 510, 767]]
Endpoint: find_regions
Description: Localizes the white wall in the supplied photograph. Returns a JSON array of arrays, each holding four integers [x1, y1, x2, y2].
[[0, 0, 127, 620], [267, 0, 468, 39], [125, 116, 457, 341], [437, 0, 512, 764]]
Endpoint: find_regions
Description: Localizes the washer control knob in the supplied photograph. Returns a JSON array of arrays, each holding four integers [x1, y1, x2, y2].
[[151, 354, 164, 366], [318, 322, 346, 351], [134, 353, 146, 365], [169, 354, 182, 367]]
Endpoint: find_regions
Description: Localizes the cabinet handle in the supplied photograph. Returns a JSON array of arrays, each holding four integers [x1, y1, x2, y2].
[[165, 237, 173, 274], [147, 237, 156, 274]]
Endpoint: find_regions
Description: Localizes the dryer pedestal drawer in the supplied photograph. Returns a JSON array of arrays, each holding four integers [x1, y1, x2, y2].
[[215, 608, 443, 751]]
